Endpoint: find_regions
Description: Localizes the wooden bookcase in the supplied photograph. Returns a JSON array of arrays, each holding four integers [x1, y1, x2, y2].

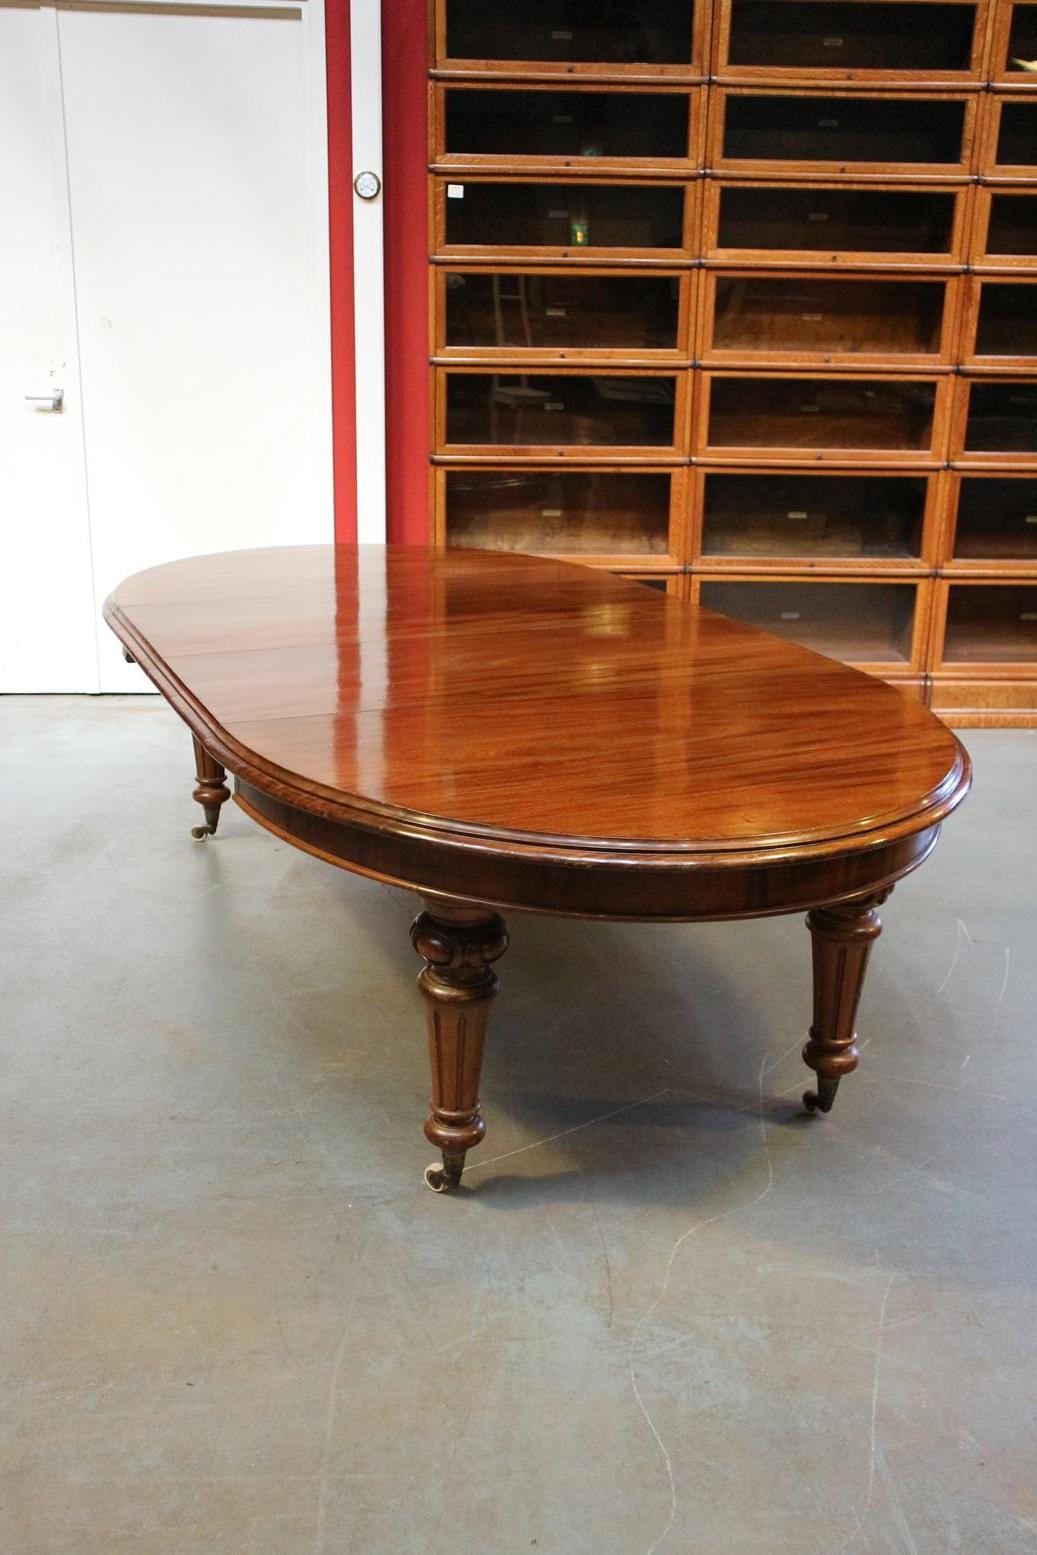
[[427, 0, 1037, 725]]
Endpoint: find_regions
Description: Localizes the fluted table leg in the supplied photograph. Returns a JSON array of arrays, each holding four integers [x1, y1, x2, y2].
[[803, 893, 888, 1115], [411, 899, 509, 1192]]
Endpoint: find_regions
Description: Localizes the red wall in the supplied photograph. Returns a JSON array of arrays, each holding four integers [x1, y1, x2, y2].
[[326, 0, 357, 542], [381, 0, 429, 543]]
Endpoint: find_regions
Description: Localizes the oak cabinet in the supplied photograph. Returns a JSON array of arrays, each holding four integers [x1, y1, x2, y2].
[[427, 0, 1037, 725]]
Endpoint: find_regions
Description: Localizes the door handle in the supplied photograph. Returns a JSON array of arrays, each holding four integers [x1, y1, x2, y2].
[[25, 389, 64, 411]]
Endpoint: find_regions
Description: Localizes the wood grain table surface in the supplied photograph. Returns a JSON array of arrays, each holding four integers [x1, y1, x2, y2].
[[105, 545, 970, 1191]]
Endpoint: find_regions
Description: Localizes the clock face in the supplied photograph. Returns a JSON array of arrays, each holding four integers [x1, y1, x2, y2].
[[353, 170, 381, 200]]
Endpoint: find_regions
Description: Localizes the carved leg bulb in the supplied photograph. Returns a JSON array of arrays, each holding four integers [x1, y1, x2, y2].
[[411, 900, 508, 1192], [803, 894, 887, 1115], [190, 734, 231, 840]]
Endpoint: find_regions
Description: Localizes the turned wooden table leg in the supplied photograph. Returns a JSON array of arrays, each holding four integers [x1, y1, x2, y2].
[[803, 892, 888, 1116], [190, 734, 231, 840], [410, 899, 509, 1192]]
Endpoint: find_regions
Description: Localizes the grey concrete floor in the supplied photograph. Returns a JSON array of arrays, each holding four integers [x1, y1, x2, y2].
[[1, 697, 1035, 1555]]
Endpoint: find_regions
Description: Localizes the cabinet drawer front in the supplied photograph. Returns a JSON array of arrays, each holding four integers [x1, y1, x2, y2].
[[712, 184, 959, 262], [977, 191, 1037, 265], [440, 1, 698, 70], [969, 281, 1037, 364], [700, 473, 927, 559], [443, 271, 682, 356], [443, 469, 676, 556], [942, 584, 1037, 664], [721, 1, 979, 75], [440, 87, 694, 165], [705, 377, 939, 455], [718, 92, 970, 172], [706, 275, 949, 363], [698, 578, 920, 664], [992, 100, 1037, 174], [443, 372, 680, 451], [952, 477, 1037, 562], [962, 382, 1037, 456], [440, 181, 687, 256]]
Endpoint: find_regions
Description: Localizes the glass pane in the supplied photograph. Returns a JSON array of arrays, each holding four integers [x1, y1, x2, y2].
[[997, 103, 1036, 165], [445, 272, 680, 351], [1008, 4, 1037, 65], [722, 95, 966, 164], [985, 193, 1037, 256], [699, 580, 915, 661], [444, 1, 694, 65], [445, 373, 677, 446], [701, 474, 926, 557], [944, 585, 1037, 662], [975, 284, 1037, 356], [727, 2, 975, 70], [634, 577, 671, 592], [711, 276, 945, 356], [716, 185, 955, 255], [964, 383, 1037, 453], [954, 478, 1037, 560], [444, 89, 690, 160], [444, 182, 685, 251], [707, 377, 936, 451], [445, 470, 672, 553]]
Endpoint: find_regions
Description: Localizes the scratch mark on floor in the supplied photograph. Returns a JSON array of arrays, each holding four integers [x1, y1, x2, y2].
[[313, 1331, 350, 1554], [995, 948, 1011, 1012], [830, 1270, 899, 1555], [937, 918, 973, 995], [464, 1088, 672, 1175], [877, 1445, 922, 1555], [959, 1054, 971, 1069], [590, 1200, 615, 1329], [628, 1052, 776, 1555]]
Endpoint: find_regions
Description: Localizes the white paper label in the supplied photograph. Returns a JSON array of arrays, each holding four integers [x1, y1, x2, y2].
[[822, 36, 844, 47], [801, 404, 821, 414], [1025, 514, 1037, 524], [548, 209, 569, 219], [819, 118, 839, 129], [781, 611, 802, 621], [808, 212, 830, 222], [447, 184, 465, 199], [545, 307, 567, 317], [1022, 612, 1037, 621], [541, 508, 563, 517], [788, 510, 809, 519], [545, 402, 564, 411], [802, 313, 823, 322], [551, 29, 573, 40]]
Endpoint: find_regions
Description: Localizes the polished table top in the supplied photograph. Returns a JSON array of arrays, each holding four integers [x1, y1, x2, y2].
[[104, 544, 971, 1189], [106, 544, 968, 871]]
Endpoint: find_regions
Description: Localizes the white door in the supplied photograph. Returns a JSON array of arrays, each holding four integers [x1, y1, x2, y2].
[[0, 7, 98, 691], [0, 0, 346, 693]]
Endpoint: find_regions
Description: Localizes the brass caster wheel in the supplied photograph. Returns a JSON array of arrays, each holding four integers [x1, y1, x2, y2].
[[190, 823, 215, 840], [803, 1088, 834, 1116], [424, 1160, 463, 1193]]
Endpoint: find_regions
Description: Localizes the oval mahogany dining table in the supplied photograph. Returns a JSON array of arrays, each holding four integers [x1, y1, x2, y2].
[[104, 545, 971, 1192]]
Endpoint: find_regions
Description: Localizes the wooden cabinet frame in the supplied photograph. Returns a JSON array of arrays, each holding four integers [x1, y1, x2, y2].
[[969, 185, 1037, 270], [710, 0, 990, 88], [978, 92, 1037, 179], [688, 465, 942, 572], [701, 177, 973, 271], [692, 370, 955, 466], [938, 468, 1037, 572], [431, 264, 694, 365], [929, 577, 1037, 695], [431, 461, 691, 569], [988, 1, 1037, 88], [696, 268, 965, 370], [948, 373, 1037, 465], [959, 274, 1037, 370], [430, 82, 705, 177], [706, 88, 980, 181], [430, 175, 698, 264], [433, 365, 692, 462], [430, 0, 709, 82], [690, 571, 935, 677]]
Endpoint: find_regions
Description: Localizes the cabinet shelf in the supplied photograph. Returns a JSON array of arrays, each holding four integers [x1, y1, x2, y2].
[[981, 95, 1037, 179], [695, 372, 951, 464], [961, 277, 1037, 368], [713, 0, 985, 85], [971, 188, 1037, 270], [943, 473, 1037, 568], [710, 89, 976, 178], [433, 177, 693, 261], [935, 579, 1037, 664], [437, 368, 688, 458], [434, 83, 701, 174], [436, 267, 690, 361], [694, 470, 933, 566], [699, 271, 960, 368], [990, 1, 1037, 84], [435, 464, 685, 564], [694, 575, 929, 670], [703, 180, 967, 269], [435, 0, 704, 80], [950, 377, 1037, 463]]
